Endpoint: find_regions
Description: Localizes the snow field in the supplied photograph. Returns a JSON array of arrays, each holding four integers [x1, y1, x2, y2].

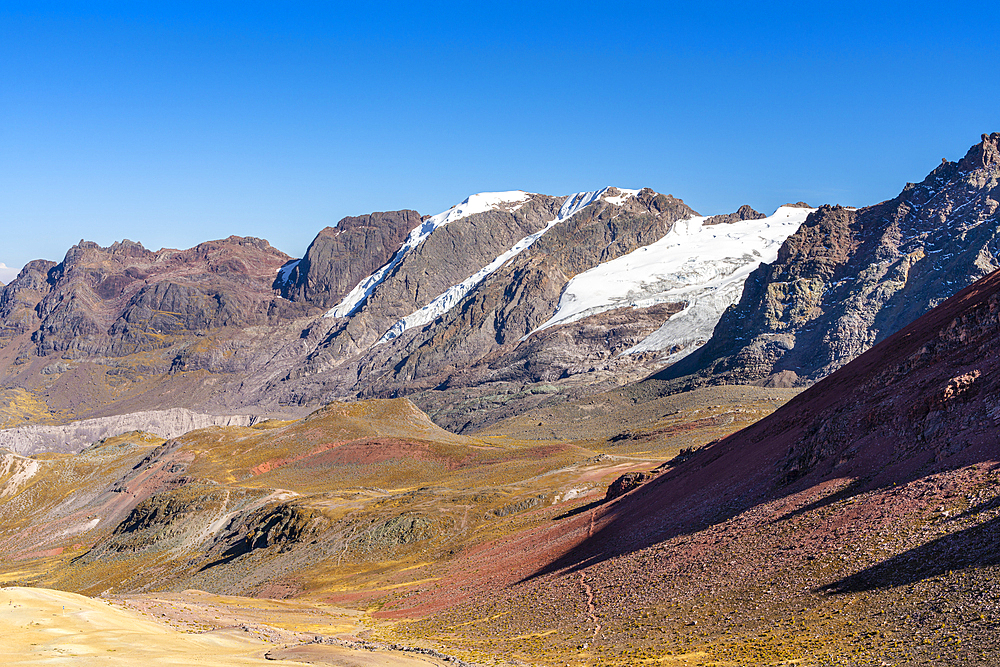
[[375, 187, 640, 343], [528, 206, 815, 356]]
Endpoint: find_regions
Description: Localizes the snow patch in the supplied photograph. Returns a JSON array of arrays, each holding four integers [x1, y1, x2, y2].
[[326, 191, 533, 319], [275, 259, 300, 286], [602, 188, 640, 206], [527, 206, 815, 356], [375, 187, 636, 343]]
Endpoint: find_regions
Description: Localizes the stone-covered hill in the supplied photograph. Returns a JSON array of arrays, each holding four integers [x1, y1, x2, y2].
[[652, 132, 1000, 390]]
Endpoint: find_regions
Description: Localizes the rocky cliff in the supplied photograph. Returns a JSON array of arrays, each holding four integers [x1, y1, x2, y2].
[[278, 210, 425, 309], [653, 133, 1000, 389], [0, 408, 260, 456]]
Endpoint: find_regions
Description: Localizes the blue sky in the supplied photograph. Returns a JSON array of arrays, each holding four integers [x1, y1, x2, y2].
[[2, 1, 1000, 281]]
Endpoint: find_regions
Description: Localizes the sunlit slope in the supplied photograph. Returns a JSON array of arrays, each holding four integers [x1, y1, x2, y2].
[[0, 586, 460, 667], [0, 398, 648, 606]]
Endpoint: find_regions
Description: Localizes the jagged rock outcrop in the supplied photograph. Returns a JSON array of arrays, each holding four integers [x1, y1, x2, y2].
[[654, 133, 1000, 388], [604, 471, 654, 501], [703, 204, 765, 226], [12, 236, 311, 358], [301, 193, 567, 362], [280, 210, 424, 308], [0, 260, 57, 341]]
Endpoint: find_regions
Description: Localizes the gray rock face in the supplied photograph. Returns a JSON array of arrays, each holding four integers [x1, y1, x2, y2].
[[0, 408, 259, 456], [358, 191, 694, 386], [0, 260, 57, 341], [655, 133, 1000, 389], [281, 210, 424, 309], [310, 194, 566, 360], [262, 190, 698, 411]]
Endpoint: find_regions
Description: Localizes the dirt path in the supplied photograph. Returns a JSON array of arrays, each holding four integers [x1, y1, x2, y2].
[[578, 570, 601, 639]]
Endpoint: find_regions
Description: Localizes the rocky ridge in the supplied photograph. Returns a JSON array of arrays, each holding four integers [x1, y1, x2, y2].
[[2, 186, 804, 434], [654, 133, 1000, 389]]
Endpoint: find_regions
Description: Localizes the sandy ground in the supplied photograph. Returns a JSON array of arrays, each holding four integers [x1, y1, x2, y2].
[[0, 587, 454, 666]]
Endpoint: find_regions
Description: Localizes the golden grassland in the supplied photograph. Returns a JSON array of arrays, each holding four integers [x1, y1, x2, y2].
[[7, 391, 983, 666]]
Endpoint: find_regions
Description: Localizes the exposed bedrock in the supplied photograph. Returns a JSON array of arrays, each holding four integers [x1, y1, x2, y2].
[[0, 408, 260, 455], [654, 133, 1000, 390]]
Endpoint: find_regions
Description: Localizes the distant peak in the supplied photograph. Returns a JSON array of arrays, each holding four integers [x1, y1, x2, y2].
[[958, 132, 1000, 171], [704, 204, 765, 226]]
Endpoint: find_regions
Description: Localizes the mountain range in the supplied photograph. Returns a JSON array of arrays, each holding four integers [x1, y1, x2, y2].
[[0, 185, 812, 438], [5, 136, 1000, 441], [3, 134, 1000, 665]]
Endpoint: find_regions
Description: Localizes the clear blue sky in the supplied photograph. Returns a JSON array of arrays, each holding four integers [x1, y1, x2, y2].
[[3, 1, 1000, 281]]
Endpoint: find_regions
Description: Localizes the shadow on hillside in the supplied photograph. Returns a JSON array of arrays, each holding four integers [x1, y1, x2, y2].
[[198, 538, 252, 572], [822, 513, 1000, 593], [521, 450, 756, 582], [768, 477, 869, 525], [521, 440, 1000, 586], [552, 498, 604, 521], [522, 267, 1000, 585]]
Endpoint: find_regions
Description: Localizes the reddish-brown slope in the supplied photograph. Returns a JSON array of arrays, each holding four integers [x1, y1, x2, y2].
[[389, 268, 1000, 665], [528, 265, 1000, 574]]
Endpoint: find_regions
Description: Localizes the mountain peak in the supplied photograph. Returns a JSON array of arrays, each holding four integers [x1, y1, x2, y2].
[[957, 131, 1000, 172]]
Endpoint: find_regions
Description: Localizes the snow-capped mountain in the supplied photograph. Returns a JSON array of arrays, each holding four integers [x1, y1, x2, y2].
[[261, 186, 814, 431], [13, 131, 1000, 436], [654, 132, 1000, 390], [531, 205, 814, 362], [373, 188, 642, 344]]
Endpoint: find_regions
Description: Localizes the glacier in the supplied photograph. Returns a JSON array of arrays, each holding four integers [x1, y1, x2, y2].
[[528, 205, 815, 358], [375, 187, 640, 343]]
